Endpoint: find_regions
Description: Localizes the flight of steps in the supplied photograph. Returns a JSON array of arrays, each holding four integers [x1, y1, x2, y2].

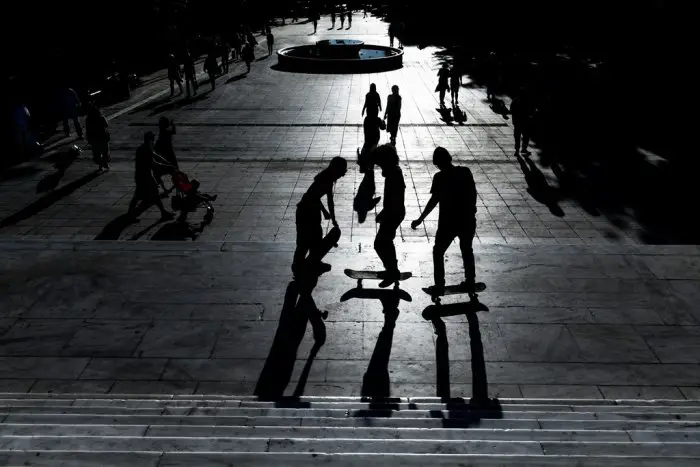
[[1, 394, 699, 466]]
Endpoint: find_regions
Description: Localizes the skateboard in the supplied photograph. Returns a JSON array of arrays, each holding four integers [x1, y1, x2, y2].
[[306, 226, 341, 264], [344, 269, 412, 288], [423, 282, 487, 303]]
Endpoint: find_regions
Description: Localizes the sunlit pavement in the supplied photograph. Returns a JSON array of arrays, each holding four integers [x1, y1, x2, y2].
[[0, 15, 699, 399]]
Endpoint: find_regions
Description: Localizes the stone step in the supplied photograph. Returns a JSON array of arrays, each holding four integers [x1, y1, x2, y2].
[[3, 436, 700, 456], [3, 394, 699, 407], [5, 414, 700, 430], [2, 424, 699, 442], [3, 406, 700, 421], [2, 452, 700, 467], [4, 398, 700, 414]]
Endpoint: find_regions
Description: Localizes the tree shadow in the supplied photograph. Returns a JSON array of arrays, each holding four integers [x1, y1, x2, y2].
[[515, 153, 565, 217], [0, 170, 101, 230], [353, 169, 381, 224]]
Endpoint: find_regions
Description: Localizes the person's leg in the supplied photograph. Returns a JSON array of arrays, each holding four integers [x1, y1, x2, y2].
[[432, 228, 456, 289], [439, 89, 446, 105], [170, 79, 175, 96], [128, 192, 141, 216], [522, 126, 530, 153], [74, 117, 83, 138], [457, 222, 476, 288], [374, 218, 400, 273], [63, 118, 70, 136], [514, 125, 521, 153]]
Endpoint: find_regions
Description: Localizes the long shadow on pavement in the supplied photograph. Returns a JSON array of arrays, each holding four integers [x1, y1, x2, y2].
[[0, 170, 102, 230], [421, 297, 502, 426]]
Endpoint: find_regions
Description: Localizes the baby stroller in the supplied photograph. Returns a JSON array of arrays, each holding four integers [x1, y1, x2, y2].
[[170, 170, 217, 224]]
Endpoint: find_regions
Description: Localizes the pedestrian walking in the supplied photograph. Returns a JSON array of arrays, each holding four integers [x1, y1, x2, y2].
[[511, 88, 535, 155], [411, 147, 478, 295], [347, 8, 352, 28], [183, 52, 197, 97], [384, 85, 402, 145], [435, 63, 450, 107], [85, 103, 110, 170], [204, 52, 218, 90], [59, 87, 83, 139], [362, 83, 382, 119], [167, 54, 183, 97], [339, 5, 345, 28], [127, 132, 175, 220], [266, 28, 275, 56], [154, 116, 178, 191], [450, 64, 462, 105], [221, 42, 230, 73], [242, 40, 255, 73]]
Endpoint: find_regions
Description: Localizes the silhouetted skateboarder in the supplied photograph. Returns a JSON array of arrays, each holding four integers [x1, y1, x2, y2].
[[373, 145, 406, 288], [411, 147, 478, 295], [292, 157, 348, 278]]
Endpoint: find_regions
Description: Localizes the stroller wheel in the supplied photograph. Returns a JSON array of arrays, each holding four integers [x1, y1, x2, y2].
[[203, 206, 214, 225]]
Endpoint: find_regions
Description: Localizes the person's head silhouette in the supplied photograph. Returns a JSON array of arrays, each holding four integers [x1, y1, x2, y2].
[[375, 144, 399, 170], [433, 147, 452, 170], [158, 116, 170, 131], [369, 83, 377, 93], [391, 85, 399, 95], [328, 156, 348, 179]]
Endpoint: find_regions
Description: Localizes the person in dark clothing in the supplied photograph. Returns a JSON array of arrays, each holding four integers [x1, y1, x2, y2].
[[362, 83, 382, 119], [85, 104, 110, 170], [292, 156, 348, 277], [242, 40, 255, 73], [373, 144, 406, 288], [183, 52, 197, 97], [436, 63, 450, 107], [450, 64, 462, 105], [411, 147, 478, 295], [358, 115, 382, 173], [330, 7, 336, 28], [347, 8, 352, 28], [221, 42, 230, 73], [60, 87, 83, 139], [154, 116, 178, 192], [204, 52, 218, 90], [384, 85, 401, 145], [266, 28, 274, 56], [167, 54, 183, 97], [510, 89, 535, 155], [127, 132, 175, 220]]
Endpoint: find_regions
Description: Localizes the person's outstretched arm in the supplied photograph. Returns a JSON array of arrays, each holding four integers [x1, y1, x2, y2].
[[411, 194, 439, 229], [326, 189, 337, 226]]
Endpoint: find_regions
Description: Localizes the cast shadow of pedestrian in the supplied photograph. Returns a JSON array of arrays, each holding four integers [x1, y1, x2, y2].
[[489, 98, 510, 120], [453, 104, 467, 125], [515, 153, 565, 217], [150, 219, 206, 241], [0, 170, 102, 230], [146, 93, 210, 117], [225, 74, 248, 84], [437, 106, 454, 125], [35, 146, 82, 194], [353, 169, 381, 224], [254, 273, 327, 400], [421, 297, 502, 421]]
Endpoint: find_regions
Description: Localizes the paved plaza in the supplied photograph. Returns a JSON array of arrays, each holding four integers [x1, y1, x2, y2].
[[0, 15, 699, 400]]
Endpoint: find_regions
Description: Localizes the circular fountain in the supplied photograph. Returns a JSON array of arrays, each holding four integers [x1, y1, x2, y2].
[[277, 39, 403, 73]]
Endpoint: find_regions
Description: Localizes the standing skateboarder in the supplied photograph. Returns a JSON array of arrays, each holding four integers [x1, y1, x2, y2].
[[411, 147, 478, 295], [373, 144, 406, 288], [292, 157, 348, 277]]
